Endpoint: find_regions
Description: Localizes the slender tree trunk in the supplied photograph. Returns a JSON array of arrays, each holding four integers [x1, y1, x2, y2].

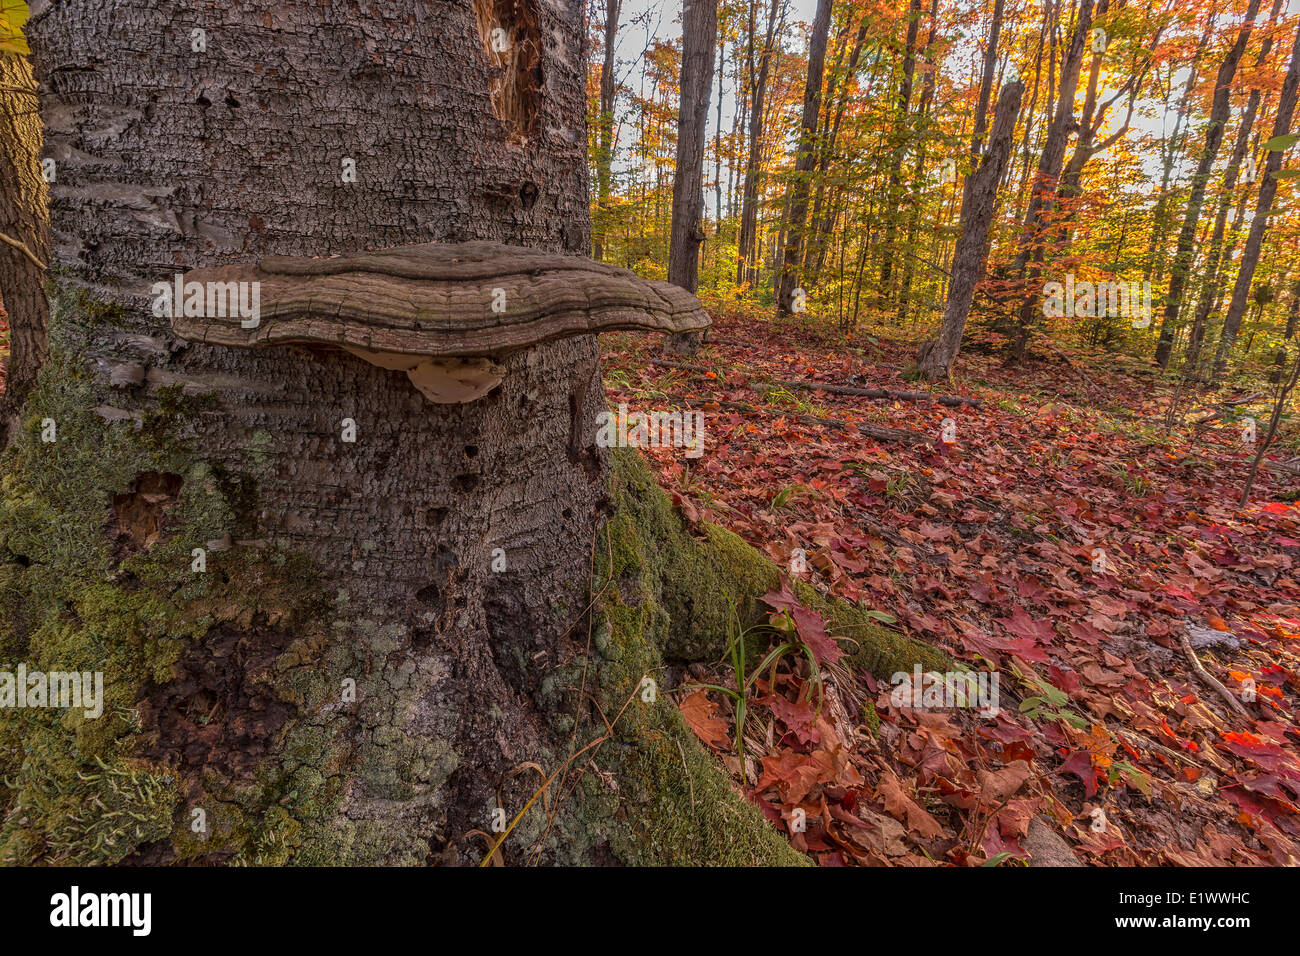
[[1008, 0, 1093, 360], [877, 0, 923, 299], [594, 0, 621, 261], [1153, 0, 1263, 369], [665, 0, 719, 355], [736, 0, 782, 286], [1184, 0, 1283, 371], [804, 17, 868, 288], [1144, 30, 1213, 285], [1215, 19, 1300, 379], [775, 0, 833, 316], [714, 22, 725, 229], [970, 0, 1006, 158], [0, 49, 49, 447], [896, 0, 942, 324], [918, 81, 1023, 380]]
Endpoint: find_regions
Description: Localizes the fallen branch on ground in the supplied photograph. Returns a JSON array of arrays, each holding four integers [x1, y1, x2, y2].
[[651, 391, 926, 445], [1179, 633, 1251, 719], [649, 358, 982, 408]]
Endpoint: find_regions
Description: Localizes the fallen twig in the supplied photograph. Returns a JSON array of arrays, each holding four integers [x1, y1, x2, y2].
[[1179, 633, 1251, 719]]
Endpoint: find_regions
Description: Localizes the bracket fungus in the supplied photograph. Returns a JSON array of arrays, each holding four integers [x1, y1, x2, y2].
[[170, 241, 712, 403]]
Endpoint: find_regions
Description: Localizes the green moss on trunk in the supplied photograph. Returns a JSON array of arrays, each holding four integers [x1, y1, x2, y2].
[[0, 288, 352, 865]]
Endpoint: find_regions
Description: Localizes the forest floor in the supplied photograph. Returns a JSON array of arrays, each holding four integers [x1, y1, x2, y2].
[[603, 309, 1300, 866]]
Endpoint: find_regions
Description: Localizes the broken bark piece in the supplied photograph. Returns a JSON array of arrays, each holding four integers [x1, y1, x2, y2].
[[170, 241, 711, 403]]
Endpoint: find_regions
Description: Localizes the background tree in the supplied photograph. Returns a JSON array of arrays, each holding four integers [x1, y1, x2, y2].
[[775, 0, 833, 316], [1152, 0, 1263, 369], [593, 0, 622, 261], [917, 80, 1024, 380], [1215, 17, 1300, 378], [665, 0, 719, 354]]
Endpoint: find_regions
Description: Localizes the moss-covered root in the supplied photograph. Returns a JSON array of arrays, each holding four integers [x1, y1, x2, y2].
[[578, 448, 950, 865], [599, 446, 948, 677]]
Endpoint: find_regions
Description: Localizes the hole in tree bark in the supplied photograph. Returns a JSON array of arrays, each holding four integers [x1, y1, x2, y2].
[[111, 472, 184, 553], [472, 0, 542, 141]]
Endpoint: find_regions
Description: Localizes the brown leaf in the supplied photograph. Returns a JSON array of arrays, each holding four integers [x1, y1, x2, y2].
[[679, 690, 730, 749]]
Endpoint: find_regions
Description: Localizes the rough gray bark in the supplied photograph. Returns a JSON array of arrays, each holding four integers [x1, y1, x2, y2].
[[20, 0, 627, 865], [775, 0, 832, 316], [0, 49, 49, 447], [1153, 0, 1263, 369], [1214, 18, 1300, 379], [917, 81, 1023, 380], [664, 0, 718, 356]]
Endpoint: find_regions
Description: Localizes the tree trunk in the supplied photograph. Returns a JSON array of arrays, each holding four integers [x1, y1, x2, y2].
[[803, 17, 868, 289], [775, 0, 833, 316], [1007, 0, 1093, 360], [0, 48, 49, 446], [896, 0, 942, 324], [1214, 19, 1300, 379], [4, 0, 808, 868], [664, 0, 718, 356], [1153, 0, 1263, 369], [876, 0, 923, 300], [593, 0, 621, 262], [736, 0, 782, 287], [1142, 28, 1212, 285], [969, 0, 1006, 158], [1184, 0, 1284, 372], [917, 81, 1023, 381]]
